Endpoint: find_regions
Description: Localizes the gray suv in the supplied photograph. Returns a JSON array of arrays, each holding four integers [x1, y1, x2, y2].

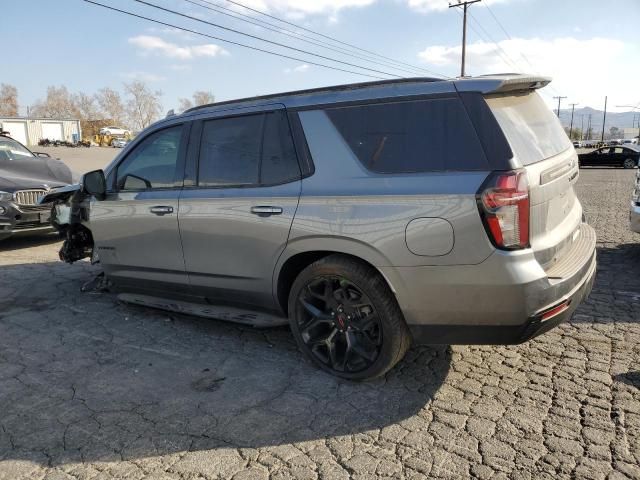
[[47, 75, 597, 380]]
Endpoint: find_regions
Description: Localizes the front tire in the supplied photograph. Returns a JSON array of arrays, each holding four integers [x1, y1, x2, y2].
[[623, 158, 636, 169], [288, 255, 411, 380]]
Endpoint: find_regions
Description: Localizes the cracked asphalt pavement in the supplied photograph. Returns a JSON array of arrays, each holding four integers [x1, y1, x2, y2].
[[1, 167, 639, 479]]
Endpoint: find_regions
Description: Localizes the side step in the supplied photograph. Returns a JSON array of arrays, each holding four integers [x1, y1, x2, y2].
[[117, 293, 289, 328]]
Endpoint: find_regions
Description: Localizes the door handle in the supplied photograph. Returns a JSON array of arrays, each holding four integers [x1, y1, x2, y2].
[[149, 206, 174, 216], [250, 206, 283, 216]]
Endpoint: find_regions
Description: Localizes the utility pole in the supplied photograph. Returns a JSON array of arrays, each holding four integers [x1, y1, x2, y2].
[[569, 103, 579, 140], [587, 114, 592, 141], [601, 96, 607, 142], [553, 96, 567, 117], [449, 0, 481, 77], [580, 115, 584, 141]]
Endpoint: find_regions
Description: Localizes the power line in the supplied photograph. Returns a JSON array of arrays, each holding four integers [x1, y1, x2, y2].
[[81, 0, 388, 80], [483, 3, 535, 71], [181, 0, 427, 76], [222, 0, 449, 78], [481, 2, 561, 95], [133, 0, 402, 79], [466, 11, 524, 72], [452, 8, 521, 75], [185, 0, 432, 75]]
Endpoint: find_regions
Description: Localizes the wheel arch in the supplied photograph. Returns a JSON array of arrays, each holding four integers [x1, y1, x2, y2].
[[274, 238, 399, 316]]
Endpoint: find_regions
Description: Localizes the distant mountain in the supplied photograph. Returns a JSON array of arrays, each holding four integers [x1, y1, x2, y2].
[[557, 106, 638, 132]]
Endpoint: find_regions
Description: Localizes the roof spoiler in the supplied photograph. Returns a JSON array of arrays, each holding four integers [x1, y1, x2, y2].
[[454, 74, 552, 94]]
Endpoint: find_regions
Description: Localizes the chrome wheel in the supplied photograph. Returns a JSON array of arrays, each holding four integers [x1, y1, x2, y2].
[[296, 276, 383, 373]]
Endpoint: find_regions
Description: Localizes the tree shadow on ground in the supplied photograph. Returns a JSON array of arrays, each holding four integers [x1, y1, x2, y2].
[[0, 260, 451, 466]]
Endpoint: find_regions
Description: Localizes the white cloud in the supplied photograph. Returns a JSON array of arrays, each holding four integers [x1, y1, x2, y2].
[[418, 36, 638, 110], [120, 71, 165, 82], [284, 64, 311, 74], [128, 35, 228, 59], [407, 0, 512, 13], [233, 0, 376, 17]]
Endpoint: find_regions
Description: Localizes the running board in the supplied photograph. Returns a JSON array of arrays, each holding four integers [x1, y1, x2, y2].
[[117, 293, 289, 328]]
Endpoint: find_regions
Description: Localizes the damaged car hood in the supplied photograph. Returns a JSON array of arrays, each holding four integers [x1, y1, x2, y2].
[[0, 157, 73, 192]]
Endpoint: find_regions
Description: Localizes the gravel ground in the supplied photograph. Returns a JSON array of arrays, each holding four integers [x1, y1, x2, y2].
[[0, 167, 638, 480], [34, 146, 119, 175]]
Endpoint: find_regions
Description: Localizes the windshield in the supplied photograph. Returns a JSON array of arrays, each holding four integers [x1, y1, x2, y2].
[[0, 136, 34, 161], [486, 91, 572, 165]]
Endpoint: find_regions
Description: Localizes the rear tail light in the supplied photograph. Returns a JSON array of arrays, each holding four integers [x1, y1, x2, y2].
[[478, 170, 530, 250]]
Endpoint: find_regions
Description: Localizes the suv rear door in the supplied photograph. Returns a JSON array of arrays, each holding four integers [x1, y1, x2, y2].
[[179, 106, 302, 309], [485, 91, 582, 269]]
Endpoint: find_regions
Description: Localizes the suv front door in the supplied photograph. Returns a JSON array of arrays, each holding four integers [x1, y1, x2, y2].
[[179, 107, 302, 310], [90, 124, 190, 292]]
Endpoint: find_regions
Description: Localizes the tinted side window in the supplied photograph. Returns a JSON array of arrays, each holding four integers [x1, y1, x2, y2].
[[325, 98, 488, 173], [198, 110, 300, 187], [116, 125, 183, 190], [261, 110, 300, 185], [199, 114, 263, 187]]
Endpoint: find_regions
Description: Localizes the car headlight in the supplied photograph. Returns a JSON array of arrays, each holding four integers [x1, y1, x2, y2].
[[0, 191, 13, 202]]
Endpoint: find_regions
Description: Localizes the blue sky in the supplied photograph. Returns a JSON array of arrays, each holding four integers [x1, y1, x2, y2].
[[3, 0, 640, 115]]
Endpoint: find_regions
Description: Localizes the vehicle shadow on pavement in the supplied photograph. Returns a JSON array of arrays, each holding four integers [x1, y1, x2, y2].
[[614, 372, 640, 389], [0, 260, 451, 467], [0, 233, 61, 252], [569, 242, 640, 326]]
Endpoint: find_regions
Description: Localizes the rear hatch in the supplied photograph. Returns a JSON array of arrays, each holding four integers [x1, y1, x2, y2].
[[485, 91, 582, 271]]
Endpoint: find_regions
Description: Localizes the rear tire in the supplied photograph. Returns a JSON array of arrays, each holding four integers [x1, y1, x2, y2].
[[623, 158, 636, 169], [288, 254, 411, 381]]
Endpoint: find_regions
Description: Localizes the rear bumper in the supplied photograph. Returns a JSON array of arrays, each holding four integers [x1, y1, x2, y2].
[[408, 251, 595, 344], [381, 222, 597, 345], [630, 202, 640, 233]]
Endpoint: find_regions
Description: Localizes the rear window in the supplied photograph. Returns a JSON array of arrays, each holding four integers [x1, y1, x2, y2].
[[325, 98, 489, 173], [485, 91, 572, 165]]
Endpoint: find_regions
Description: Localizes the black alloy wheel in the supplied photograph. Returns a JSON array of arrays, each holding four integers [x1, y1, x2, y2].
[[288, 255, 411, 380], [297, 276, 382, 373]]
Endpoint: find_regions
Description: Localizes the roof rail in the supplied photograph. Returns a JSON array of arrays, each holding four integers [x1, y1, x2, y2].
[[184, 77, 444, 114]]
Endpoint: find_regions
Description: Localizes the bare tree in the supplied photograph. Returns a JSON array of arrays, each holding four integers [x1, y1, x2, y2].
[[178, 97, 193, 113], [73, 92, 100, 121], [0, 84, 18, 116], [124, 81, 162, 131], [95, 87, 126, 126], [192, 90, 215, 106], [31, 85, 77, 118]]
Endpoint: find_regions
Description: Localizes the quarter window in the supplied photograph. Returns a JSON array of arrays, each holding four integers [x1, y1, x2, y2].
[[116, 126, 183, 190], [325, 98, 488, 173], [198, 110, 300, 187]]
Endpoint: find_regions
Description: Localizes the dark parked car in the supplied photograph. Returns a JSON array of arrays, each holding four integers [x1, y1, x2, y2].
[[578, 145, 640, 168], [0, 133, 73, 241]]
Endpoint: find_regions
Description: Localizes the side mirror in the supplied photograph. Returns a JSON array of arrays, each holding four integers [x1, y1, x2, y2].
[[82, 169, 107, 200], [33, 152, 51, 158]]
